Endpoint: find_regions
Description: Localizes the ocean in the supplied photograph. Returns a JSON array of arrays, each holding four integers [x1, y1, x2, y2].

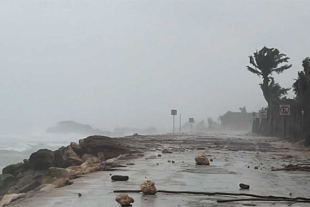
[[0, 132, 85, 172]]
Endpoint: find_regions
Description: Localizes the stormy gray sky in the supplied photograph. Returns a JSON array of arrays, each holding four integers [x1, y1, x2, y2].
[[0, 0, 309, 133]]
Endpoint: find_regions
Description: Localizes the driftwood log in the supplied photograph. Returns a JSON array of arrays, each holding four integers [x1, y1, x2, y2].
[[113, 190, 310, 203]]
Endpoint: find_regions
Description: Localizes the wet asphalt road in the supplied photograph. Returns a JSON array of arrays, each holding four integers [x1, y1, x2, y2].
[[9, 134, 310, 207]]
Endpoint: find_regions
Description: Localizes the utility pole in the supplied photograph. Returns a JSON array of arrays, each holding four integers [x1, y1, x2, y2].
[[179, 113, 182, 134]]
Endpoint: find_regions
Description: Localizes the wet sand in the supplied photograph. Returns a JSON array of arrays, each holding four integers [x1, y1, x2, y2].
[[8, 133, 310, 207]]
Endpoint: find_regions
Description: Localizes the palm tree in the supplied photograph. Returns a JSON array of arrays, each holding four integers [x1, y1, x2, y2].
[[292, 78, 301, 100], [261, 79, 290, 101], [247, 47, 292, 105]]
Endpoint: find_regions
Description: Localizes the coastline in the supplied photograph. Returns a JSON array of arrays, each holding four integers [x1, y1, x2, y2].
[[2, 133, 310, 206]]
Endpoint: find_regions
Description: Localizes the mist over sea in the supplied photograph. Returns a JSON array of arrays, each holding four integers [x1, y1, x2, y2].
[[0, 132, 84, 172]]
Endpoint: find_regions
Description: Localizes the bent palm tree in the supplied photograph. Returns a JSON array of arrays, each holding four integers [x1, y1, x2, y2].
[[247, 47, 292, 105]]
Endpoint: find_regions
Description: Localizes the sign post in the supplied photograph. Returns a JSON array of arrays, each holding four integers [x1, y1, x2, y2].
[[189, 118, 194, 133], [171, 109, 177, 134], [280, 105, 290, 138], [179, 113, 182, 134]]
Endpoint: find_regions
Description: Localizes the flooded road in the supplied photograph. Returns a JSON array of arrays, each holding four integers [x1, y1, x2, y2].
[[10, 133, 310, 207]]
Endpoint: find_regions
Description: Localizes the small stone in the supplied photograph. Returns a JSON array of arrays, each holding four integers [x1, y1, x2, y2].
[[162, 149, 172, 154], [78, 193, 82, 197], [197, 147, 205, 150], [158, 154, 162, 157], [126, 162, 135, 165], [111, 175, 129, 181], [210, 159, 213, 162], [140, 180, 157, 195], [289, 193, 292, 196], [168, 160, 171, 162], [248, 166, 250, 168], [239, 183, 250, 189], [115, 194, 134, 206], [195, 151, 210, 165], [172, 161, 175, 163], [254, 166, 258, 170], [157, 163, 159, 165]]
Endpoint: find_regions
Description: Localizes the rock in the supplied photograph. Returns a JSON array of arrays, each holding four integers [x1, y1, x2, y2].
[[195, 152, 210, 165], [54, 146, 83, 168], [126, 162, 135, 165], [140, 180, 157, 195], [6, 170, 45, 194], [197, 147, 205, 150], [52, 178, 69, 188], [66, 168, 83, 179], [23, 159, 30, 169], [79, 136, 130, 159], [254, 166, 259, 170], [80, 160, 100, 174], [157, 154, 162, 157], [65, 180, 74, 185], [86, 156, 101, 164], [168, 160, 171, 162], [78, 193, 82, 197], [162, 149, 172, 154], [115, 194, 134, 206], [2, 163, 24, 176], [0, 193, 25, 207], [41, 176, 58, 185], [47, 167, 70, 179], [39, 184, 55, 192], [29, 149, 55, 170], [210, 159, 213, 162], [0, 174, 17, 189], [111, 175, 129, 181], [239, 183, 250, 189], [81, 154, 96, 162], [172, 161, 175, 163], [70, 142, 84, 155], [97, 152, 105, 161], [16, 180, 41, 193], [103, 155, 124, 167]]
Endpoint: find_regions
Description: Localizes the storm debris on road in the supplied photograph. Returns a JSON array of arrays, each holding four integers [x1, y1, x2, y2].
[[195, 151, 210, 165], [140, 180, 157, 195], [115, 194, 134, 206], [239, 183, 250, 190]]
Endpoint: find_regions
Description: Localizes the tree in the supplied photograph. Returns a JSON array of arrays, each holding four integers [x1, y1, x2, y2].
[[207, 117, 214, 128], [247, 47, 292, 105], [261, 79, 290, 101], [292, 78, 301, 100], [296, 57, 310, 145], [239, 107, 247, 113]]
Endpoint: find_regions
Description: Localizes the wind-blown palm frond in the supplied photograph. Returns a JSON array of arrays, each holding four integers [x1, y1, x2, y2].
[[247, 66, 262, 76], [249, 56, 258, 68], [273, 64, 292, 74]]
